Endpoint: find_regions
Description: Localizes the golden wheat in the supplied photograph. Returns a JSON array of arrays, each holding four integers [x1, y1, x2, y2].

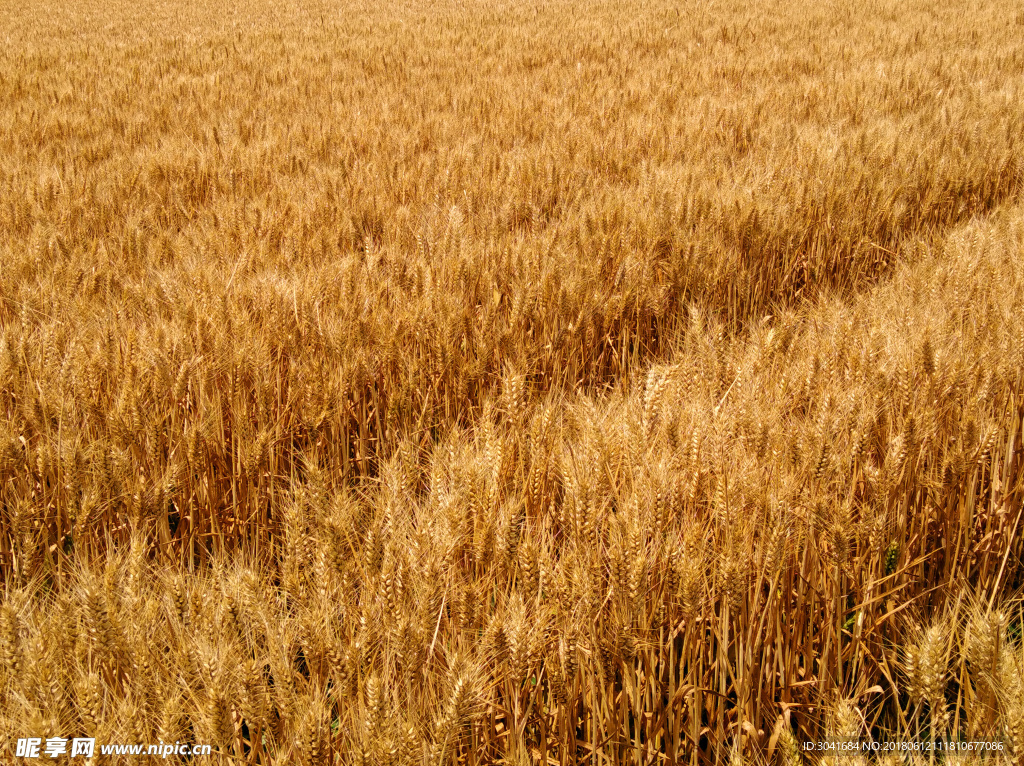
[[3, 0, 1024, 762]]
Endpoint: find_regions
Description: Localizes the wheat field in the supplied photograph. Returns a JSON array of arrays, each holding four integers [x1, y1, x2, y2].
[[2, 0, 1024, 762]]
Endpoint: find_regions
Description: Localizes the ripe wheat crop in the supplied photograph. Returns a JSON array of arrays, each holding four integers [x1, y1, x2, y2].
[[2, 0, 1024, 762]]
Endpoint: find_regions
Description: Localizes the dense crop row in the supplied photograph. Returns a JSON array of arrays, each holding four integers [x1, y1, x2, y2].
[[2, 0, 1024, 762]]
